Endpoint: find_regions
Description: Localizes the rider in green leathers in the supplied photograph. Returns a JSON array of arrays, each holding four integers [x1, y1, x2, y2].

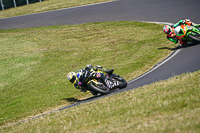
[[163, 19, 200, 46]]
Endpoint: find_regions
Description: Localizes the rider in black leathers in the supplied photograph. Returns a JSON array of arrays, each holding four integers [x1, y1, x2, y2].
[[67, 65, 114, 94]]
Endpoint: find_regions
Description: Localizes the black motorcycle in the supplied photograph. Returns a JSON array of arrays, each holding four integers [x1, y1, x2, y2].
[[79, 69, 127, 95]]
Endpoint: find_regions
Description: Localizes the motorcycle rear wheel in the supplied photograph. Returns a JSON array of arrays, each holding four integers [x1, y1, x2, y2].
[[88, 81, 110, 95]]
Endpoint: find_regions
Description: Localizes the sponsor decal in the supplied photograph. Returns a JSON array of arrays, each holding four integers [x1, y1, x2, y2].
[[96, 73, 101, 78], [112, 81, 119, 88], [105, 79, 119, 89], [105, 79, 112, 88]]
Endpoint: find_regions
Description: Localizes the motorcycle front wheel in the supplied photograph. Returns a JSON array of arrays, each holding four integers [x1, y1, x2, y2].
[[112, 74, 127, 89], [188, 33, 200, 43]]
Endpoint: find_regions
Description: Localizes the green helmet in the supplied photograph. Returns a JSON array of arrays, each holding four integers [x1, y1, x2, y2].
[[163, 25, 172, 35]]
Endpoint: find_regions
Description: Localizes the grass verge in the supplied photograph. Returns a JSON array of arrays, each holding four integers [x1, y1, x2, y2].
[[0, 0, 112, 19], [1, 70, 200, 132], [0, 21, 173, 126]]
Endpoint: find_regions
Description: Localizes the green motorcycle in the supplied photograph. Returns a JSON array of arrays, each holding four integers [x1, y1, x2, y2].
[[174, 24, 200, 43]]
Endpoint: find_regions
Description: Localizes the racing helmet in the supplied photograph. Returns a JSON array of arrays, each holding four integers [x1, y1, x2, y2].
[[67, 72, 77, 84], [163, 25, 172, 35]]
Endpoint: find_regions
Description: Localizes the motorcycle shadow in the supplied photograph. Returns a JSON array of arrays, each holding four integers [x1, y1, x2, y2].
[[62, 97, 81, 103], [158, 42, 200, 51], [62, 95, 102, 103]]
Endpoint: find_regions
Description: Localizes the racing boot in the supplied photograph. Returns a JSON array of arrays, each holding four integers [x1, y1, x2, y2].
[[90, 90, 98, 95], [180, 40, 187, 47]]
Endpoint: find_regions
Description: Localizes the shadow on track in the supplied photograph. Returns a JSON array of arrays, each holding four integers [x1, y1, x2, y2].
[[158, 42, 200, 51], [62, 97, 81, 103]]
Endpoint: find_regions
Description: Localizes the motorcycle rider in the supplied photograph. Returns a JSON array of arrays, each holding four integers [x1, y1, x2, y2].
[[67, 65, 115, 95], [163, 19, 200, 46]]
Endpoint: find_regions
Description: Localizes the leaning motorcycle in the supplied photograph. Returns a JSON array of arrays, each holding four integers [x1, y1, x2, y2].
[[78, 69, 127, 95], [174, 24, 200, 44]]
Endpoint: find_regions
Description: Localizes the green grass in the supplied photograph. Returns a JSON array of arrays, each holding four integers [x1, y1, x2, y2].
[[0, 0, 112, 19], [2, 70, 200, 132], [0, 21, 173, 126]]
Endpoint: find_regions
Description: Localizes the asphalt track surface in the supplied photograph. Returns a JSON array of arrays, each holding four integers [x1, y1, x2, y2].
[[1, 0, 200, 124], [0, 0, 200, 29]]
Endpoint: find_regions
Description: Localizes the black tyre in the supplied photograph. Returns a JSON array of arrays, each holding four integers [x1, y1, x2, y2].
[[88, 81, 110, 95], [114, 76, 127, 89], [188, 34, 200, 43]]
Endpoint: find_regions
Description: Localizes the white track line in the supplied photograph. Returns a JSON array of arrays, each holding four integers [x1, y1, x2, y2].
[[128, 49, 181, 84], [142, 21, 174, 25]]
